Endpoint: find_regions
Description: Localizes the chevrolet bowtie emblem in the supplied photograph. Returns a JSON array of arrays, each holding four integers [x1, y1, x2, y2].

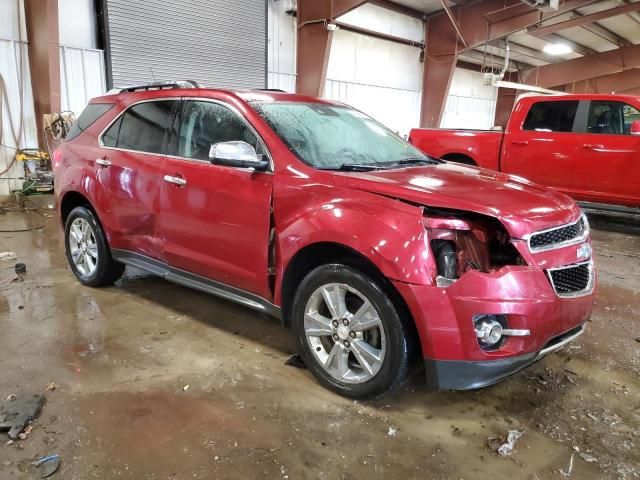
[[577, 243, 592, 260]]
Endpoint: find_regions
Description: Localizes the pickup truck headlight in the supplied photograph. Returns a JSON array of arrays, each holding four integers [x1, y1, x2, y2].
[[423, 213, 526, 284]]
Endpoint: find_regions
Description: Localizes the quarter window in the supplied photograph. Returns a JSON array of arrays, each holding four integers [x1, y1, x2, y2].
[[587, 101, 640, 135], [522, 101, 579, 133], [177, 101, 263, 161], [102, 100, 176, 154], [66, 103, 114, 141]]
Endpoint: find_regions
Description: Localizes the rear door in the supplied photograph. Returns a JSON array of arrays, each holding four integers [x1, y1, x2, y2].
[[97, 99, 177, 259], [572, 100, 640, 207], [501, 99, 580, 192], [159, 98, 273, 299]]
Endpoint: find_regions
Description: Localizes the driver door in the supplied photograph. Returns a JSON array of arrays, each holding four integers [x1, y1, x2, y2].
[[159, 99, 273, 299]]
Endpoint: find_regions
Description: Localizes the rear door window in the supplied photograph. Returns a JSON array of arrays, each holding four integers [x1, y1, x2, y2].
[[522, 101, 579, 133], [586, 100, 640, 135], [66, 103, 114, 141], [103, 100, 177, 154]]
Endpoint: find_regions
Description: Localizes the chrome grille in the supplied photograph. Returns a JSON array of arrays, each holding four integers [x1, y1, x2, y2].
[[547, 261, 594, 297], [529, 215, 588, 252]]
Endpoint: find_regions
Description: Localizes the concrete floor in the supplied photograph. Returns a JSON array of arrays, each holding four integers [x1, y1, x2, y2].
[[0, 198, 639, 480]]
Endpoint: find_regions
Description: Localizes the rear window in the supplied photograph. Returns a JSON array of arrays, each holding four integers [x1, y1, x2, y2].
[[65, 103, 114, 141], [102, 100, 176, 154], [522, 101, 578, 133]]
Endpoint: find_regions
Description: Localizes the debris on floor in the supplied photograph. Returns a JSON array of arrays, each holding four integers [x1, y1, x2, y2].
[[559, 452, 574, 477], [284, 353, 306, 369], [0, 394, 45, 440], [487, 430, 524, 456], [45, 383, 56, 392], [387, 426, 397, 437], [0, 251, 17, 261], [32, 454, 61, 478]]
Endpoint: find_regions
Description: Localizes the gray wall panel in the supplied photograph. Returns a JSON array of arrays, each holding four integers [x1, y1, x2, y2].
[[105, 0, 266, 89]]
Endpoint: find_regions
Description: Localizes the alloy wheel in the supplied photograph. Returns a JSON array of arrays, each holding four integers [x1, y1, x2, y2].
[[68, 218, 99, 277], [304, 283, 386, 384]]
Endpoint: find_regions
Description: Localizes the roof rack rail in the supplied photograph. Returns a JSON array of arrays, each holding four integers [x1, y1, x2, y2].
[[107, 80, 201, 94], [257, 88, 286, 93]]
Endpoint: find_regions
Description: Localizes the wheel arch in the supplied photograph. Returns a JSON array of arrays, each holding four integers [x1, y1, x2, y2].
[[60, 190, 95, 227], [279, 241, 422, 358]]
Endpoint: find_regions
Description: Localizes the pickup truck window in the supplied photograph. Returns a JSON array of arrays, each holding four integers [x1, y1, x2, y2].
[[251, 102, 428, 170], [587, 101, 640, 135], [177, 101, 263, 161], [522, 101, 578, 133]]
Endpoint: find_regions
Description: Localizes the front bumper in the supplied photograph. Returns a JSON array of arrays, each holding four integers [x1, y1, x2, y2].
[[424, 324, 585, 390], [393, 259, 595, 390]]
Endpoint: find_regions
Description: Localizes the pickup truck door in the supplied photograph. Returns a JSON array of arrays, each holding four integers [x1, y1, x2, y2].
[[159, 99, 273, 299], [571, 100, 640, 207], [501, 99, 580, 192]]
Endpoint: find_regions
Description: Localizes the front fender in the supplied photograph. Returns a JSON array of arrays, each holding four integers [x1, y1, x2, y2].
[[276, 187, 437, 292]]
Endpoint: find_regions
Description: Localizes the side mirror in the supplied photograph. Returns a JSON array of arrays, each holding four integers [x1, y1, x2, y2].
[[209, 141, 269, 171], [630, 120, 640, 136]]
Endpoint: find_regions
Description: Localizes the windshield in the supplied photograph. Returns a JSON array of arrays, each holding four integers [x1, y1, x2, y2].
[[251, 102, 434, 170]]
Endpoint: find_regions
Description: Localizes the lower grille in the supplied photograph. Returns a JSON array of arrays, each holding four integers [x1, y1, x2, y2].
[[547, 261, 594, 297]]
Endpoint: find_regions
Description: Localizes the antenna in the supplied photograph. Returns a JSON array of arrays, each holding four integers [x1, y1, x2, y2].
[[150, 66, 157, 83]]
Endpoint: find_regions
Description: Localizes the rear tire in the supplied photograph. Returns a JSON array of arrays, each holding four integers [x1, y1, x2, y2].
[[64, 206, 124, 287], [291, 264, 412, 399]]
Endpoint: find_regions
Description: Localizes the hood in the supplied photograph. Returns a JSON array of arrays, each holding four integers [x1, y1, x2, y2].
[[331, 163, 581, 239]]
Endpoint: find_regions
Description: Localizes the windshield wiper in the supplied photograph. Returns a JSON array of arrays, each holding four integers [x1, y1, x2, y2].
[[393, 156, 440, 166], [332, 163, 388, 172]]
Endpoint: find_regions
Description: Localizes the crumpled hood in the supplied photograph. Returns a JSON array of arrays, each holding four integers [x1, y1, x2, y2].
[[331, 163, 581, 239]]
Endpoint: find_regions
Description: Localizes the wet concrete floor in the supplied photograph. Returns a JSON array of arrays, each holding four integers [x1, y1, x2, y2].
[[0, 199, 638, 479]]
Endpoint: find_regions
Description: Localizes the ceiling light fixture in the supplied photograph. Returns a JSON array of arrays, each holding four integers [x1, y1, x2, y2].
[[543, 43, 572, 55]]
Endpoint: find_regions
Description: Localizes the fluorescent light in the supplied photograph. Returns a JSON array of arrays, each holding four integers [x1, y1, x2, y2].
[[543, 43, 572, 55]]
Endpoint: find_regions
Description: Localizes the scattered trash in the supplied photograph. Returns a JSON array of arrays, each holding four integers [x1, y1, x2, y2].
[[15, 263, 27, 274], [182, 385, 190, 391], [32, 454, 61, 478], [285, 353, 306, 369], [586, 413, 599, 422], [560, 453, 574, 477], [45, 383, 56, 392], [579, 452, 597, 463], [0, 252, 17, 261], [387, 426, 397, 437], [0, 394, 45, 440], [18, 424, 33, 440], [487, 430, 524, 456], [6, 394, 16, 401], [635, 337, 640, 343], [451, 425, 463, 437]]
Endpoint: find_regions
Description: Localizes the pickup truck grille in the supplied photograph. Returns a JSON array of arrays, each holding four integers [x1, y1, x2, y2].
[[529, 215, 588, 252], [547, 261, 594, 297]]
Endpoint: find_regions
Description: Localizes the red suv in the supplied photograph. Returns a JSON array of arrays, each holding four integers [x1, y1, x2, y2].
[[54, 82, 596, 399]]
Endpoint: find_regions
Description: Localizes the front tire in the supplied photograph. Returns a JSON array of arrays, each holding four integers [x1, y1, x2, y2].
[[64, 206, 124, 287], [291, 264, 412, 399]]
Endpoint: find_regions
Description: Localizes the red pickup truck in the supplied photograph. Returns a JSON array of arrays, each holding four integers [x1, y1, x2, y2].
[[409, 94, 640, 209]]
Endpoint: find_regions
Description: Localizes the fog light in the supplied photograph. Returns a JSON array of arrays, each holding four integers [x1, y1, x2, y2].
[[475, 318, 503, 346]]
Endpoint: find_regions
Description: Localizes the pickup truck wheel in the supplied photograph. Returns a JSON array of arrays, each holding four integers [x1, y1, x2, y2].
[[291, 264, 411, 399], [64, 206, 125, 287]]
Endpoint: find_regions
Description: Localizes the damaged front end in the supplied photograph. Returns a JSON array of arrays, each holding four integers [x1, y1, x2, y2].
[[423, 209, 526, 287]]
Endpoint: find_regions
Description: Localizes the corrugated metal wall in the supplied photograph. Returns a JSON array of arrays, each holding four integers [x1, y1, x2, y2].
[[440, 69, 498, 129], [105, 0, 267, 89]]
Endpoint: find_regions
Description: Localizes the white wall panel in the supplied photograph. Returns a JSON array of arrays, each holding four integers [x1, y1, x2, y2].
[[268, 0, 296, 92], [58, 0, 98, 49], [0, 40, 38, 196], [325, 29, 422, 136], [440, 68, 497, 129], [337, 3, 424, 44], [60, 46, 106, 115], [0, 0, 27, 41]]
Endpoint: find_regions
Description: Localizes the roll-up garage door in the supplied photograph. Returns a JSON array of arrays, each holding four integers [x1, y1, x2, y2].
[[103, 0, 266, 89]]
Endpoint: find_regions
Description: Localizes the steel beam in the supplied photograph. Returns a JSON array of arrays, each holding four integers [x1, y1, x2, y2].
[[522, 44, 640, 88], [562, 68, 640, 94], [296, 0, 368, 97], [527, 2, 640, 38], [24, 0, 60, 149]]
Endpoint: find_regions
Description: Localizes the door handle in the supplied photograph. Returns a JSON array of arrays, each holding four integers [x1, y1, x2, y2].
[[511, 140, 529, 145], [582, 144, 604, 150], [96, 158, 111, 167], [163, 174, 187, 186]]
